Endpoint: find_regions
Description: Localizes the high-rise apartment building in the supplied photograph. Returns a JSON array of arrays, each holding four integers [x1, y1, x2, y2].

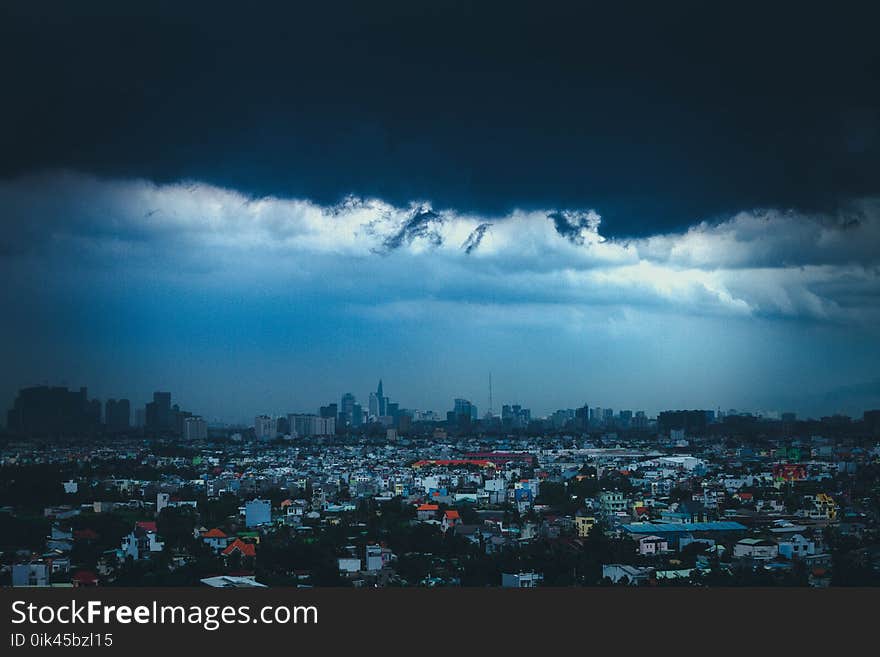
[[254, 415, 276, 440], [183, 416, 208, 440]]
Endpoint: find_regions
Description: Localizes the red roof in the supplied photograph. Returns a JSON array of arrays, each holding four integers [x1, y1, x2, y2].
[[72, 570, 98, 584], [463, 452, 536, 465], [135, 521, 157, 532], [417, 504, 439, 511], [223, 538, 256, 558], [202, 528, 228, 538], [74, 529, 99, 540], [444, 510, 461, 520], [411, 459, 495, 468]]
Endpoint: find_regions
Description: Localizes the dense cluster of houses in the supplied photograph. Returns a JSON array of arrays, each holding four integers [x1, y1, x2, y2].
[[2, 431, 879, 587]]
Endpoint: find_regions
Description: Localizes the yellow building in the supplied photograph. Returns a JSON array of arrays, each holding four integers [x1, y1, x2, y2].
[[809, 493, 838, 520], [575, 515, 596, 537]]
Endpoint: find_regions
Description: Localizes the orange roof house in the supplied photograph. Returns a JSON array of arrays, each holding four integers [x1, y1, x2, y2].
[[223, 538, 256, 558], [442, 509, 462, 531], [202, 528, 228, 539]]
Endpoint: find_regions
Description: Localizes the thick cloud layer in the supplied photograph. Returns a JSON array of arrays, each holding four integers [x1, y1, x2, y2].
[[2, 172, 877, 324], [1, 172, 878, 420]]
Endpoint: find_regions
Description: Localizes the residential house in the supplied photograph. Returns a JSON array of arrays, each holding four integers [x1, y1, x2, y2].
[[244, 499, 272, 527], [338, 557, 361, 573], [416, 503, 439, 521], [200, 528, 230, 553], [501, 572, 543, 588], [733, 538, 779, 560], [637, 535, 670, 556], [222, 538, 256, 561], [602, 564, 655, 585], [441, 509, 461, 532], [120, 521, 164, 560], [778, 534, 816, 560], [12, 563, 49, 587], [599, 491, 627, 515]]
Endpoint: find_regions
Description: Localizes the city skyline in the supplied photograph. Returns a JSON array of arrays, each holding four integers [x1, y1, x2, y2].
[[4, 377, 878, 428]]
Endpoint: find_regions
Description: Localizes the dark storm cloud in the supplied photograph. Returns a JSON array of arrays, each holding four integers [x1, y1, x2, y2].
[[380, 206, 444, 252], [1, 1, 879, 236], [462, 223, 492, 254], [548, 211, 601, 246]]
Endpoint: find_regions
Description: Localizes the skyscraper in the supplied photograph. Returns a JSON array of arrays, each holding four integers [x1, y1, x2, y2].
[[377, 380, 387, 417], [501, 403, 529, 428], [254, 415, 276, 440], [449, 398, 476, 429], [320, 403, 338, 420], [340, 393, 357, 426], [145, 391, 172, 431], [575, 403, 590, 431], [105, 398, 131, 432], [6, 385, 100, 435], [288, 413, 335, 437], [351, 403, 364, 427], [183, 416, 208, 440]]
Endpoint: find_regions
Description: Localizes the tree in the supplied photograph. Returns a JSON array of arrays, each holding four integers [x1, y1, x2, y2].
[[157, 506, 198, 550]]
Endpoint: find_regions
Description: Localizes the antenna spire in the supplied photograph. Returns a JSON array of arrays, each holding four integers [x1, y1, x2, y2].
[[488, 372, 494, 416]]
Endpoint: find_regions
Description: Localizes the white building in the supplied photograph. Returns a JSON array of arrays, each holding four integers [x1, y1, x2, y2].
[[778, 534, 816, 560], [156, 492, 170, 515], [602, 564, 654, 585], [733, 538, 779, 560], [183, 416, 208, 440], [338, 557, 361, 573], [501, 572, 544, 588], [365, 544, 384, 571], [637, 535, 670, 555], [288, 414, 335, 437], [120, 522, 164, 559], [254, 415, 277, 440], [201, 575, 267, 588]]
